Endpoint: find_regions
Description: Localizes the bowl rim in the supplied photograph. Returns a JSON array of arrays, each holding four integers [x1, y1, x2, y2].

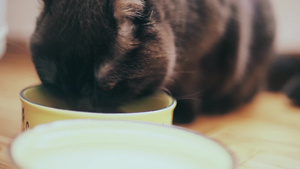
[[20, 85, 177, 115], [10, 119, 237, 169]]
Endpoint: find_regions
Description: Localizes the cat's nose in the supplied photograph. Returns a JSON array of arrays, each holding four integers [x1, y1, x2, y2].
[[71, 97, 95, 112], [98, 81, 117, 91]]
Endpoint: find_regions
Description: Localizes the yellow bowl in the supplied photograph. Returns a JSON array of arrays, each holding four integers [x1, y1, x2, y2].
[[20, 85, 176, 130], [11, 120, 235, 169]]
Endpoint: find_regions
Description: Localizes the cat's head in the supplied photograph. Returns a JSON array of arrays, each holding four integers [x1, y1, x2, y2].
[[30, 0, 176, 112]]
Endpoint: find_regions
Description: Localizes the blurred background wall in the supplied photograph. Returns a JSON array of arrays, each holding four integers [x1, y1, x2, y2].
[[0, 0, 8, 57], [271, 0, 300, 53], [6, 0, 40, 43], [4, 0, 300, 53]]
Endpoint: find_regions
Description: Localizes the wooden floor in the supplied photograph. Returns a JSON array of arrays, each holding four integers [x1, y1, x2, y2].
[[1, 44, 300, 169]]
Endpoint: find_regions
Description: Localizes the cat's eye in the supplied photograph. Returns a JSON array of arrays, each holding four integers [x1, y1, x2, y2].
[[103, 81, 117, 91], [80, 85, 91, 95], [98, 81, 117, 91]]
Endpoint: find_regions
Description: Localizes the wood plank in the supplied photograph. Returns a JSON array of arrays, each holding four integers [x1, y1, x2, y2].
[[181, 93, 300, 169]]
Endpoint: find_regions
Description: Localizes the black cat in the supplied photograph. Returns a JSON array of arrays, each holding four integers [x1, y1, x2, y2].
[[267, 54, 300, 106], [30, 0, 276, 123]]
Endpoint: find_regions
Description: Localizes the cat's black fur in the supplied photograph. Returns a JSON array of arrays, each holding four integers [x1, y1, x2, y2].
[[31, 0, 276, 123], [267, 54, 300, 106]]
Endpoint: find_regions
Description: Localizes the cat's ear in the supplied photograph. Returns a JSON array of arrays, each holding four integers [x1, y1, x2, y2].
[[42, 0, 52, 4], [113, 0, 145, 47], [113, 0, 145, 22], [42, 0, 53, 8]]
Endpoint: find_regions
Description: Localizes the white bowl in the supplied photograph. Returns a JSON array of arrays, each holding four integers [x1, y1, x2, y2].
[[11, 120, 235, 169]]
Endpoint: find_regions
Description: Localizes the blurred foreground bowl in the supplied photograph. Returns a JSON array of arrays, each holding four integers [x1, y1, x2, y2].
[[11, 120, 235, 169]]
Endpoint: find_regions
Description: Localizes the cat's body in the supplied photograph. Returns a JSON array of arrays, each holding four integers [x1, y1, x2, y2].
[[31, 0, 275, 123], [267, 54, 300, 107]]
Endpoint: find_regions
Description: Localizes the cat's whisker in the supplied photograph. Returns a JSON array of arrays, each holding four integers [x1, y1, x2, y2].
[[149, 10, 154, 20], [172, 71, 198, 74], [164, 76, 175, 83], [6, 41, 29, 53], [159, 87, 172, 95], [176, 98, 202, 102], [176, 90, 203, 99]]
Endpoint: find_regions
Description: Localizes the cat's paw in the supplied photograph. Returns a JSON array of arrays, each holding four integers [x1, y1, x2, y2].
[[172, 101, 197, 124], [284, 74, 300, 107], [172, 113, 195, 124]]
